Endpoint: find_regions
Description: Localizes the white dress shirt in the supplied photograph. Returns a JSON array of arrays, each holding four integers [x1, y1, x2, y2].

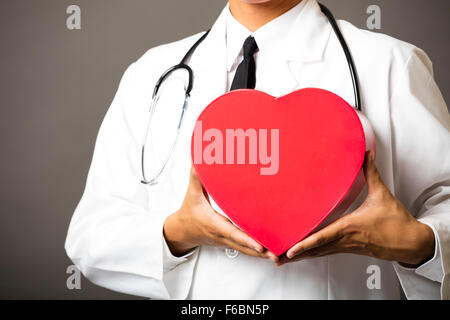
[[226, 0, 307, 90], [65, 0, 450, 299]]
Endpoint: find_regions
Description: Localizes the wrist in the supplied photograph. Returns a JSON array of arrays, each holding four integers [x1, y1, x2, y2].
[[415, 222, 435, 263], [163, 210, 197, 257], [400, 221, 435, 267]]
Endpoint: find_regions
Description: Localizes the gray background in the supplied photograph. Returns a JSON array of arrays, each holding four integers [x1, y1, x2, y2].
[[0, 0, 448, 299]]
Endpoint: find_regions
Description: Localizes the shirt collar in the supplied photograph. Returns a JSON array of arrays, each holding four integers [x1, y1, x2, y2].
[[225, 0, 307, 72]]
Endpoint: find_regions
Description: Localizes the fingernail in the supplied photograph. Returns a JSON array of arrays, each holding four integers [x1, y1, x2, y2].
[[266, 253, 278, 262], [287, 250, 298, 259], [254, 246, 263, 253], [369, 151, 375, 161]]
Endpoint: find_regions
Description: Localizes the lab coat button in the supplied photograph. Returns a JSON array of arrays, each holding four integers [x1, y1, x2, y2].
[[225, 248, 239, 259]]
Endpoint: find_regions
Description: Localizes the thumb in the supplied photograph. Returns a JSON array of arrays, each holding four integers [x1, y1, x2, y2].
[[363, 150, 382, 194], [189, 166, 203, 191], [189, 166, 210, 201]]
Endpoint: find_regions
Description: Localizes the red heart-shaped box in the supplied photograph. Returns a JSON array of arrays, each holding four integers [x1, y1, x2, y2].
[[191, 88, 375, 255]]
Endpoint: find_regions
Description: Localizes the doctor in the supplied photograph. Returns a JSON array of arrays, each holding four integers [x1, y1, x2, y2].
[[66, 0, 450, 299]]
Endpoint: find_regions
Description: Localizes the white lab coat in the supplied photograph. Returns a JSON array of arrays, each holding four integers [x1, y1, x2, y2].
[[65, 0, 450, 299]]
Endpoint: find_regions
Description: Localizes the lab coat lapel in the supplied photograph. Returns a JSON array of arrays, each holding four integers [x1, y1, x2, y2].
[[165, 11, 227, 199], [169, 7, 228, 193], [184, 0, 333, 102], [186, 7, 228, 123], [276, 0, 332, 96], [171, 7, 229, 208]]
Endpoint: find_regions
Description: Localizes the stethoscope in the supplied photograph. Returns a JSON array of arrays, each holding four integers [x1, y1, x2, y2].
[[141, 3, 361, 185]]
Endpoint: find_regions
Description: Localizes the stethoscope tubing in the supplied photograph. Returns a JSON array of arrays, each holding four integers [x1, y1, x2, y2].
[[141, 3, 362, 184]]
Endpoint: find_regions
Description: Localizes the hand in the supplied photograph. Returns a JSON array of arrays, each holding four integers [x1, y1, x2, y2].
[[164, 166, 279, 262], [279, 151, 435, 267]]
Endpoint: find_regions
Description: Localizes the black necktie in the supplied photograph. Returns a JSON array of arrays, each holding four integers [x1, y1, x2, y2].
[[230, 36, 259, 90]]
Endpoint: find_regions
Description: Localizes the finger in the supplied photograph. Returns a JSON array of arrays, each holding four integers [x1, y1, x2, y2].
[[189, 166, 204, 192], [279, 240, 343, 266], [363, 151, 383, 193], [289, 239, 342, 261], [275, 254, 290, 267], [214, 213, 265, 253], [220, 238, 274, 260], [189, 166, 211, 203], [286, 220, 346, 259], [264, 250, 280, 263]]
